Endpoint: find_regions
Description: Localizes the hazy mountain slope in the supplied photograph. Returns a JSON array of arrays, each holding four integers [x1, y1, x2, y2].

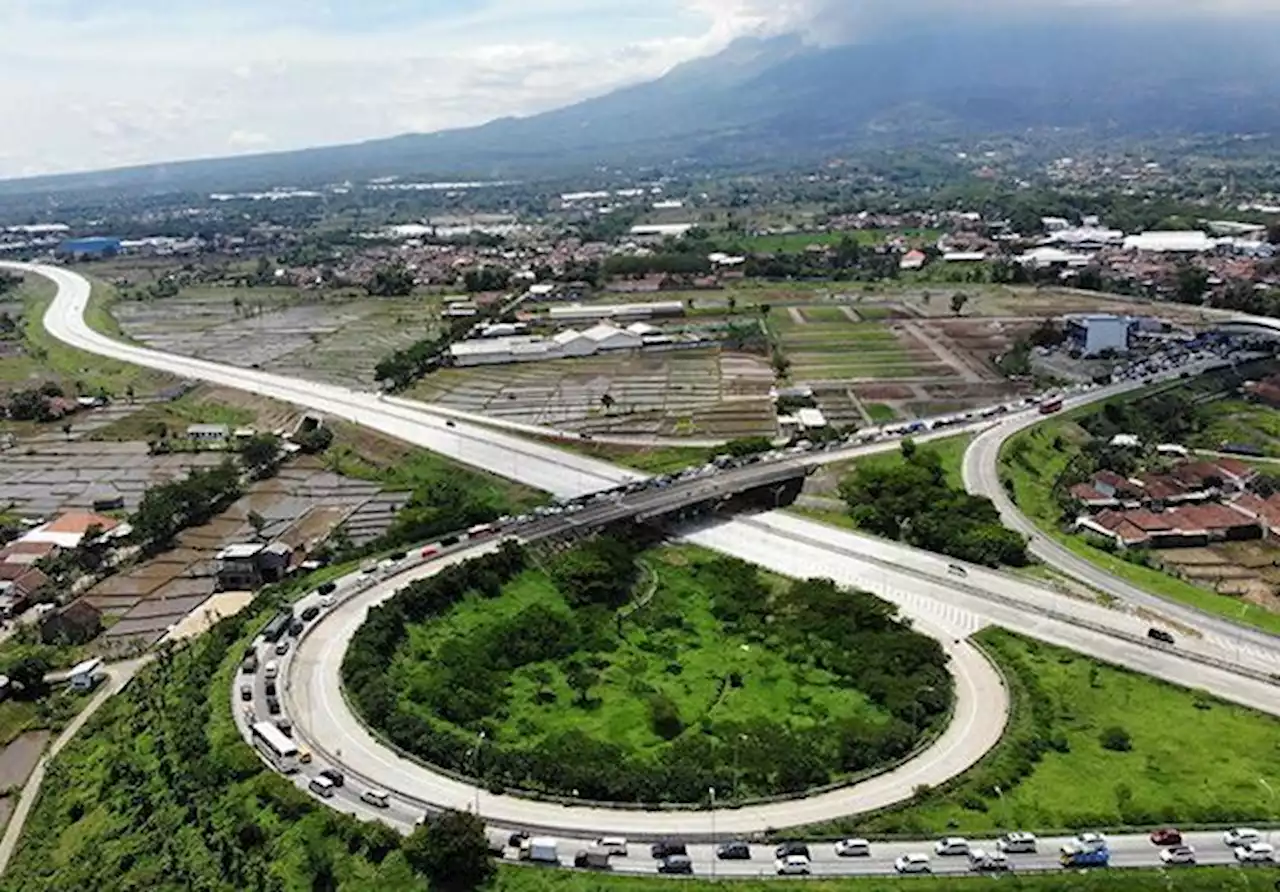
[[4, 20, 1280, 196]]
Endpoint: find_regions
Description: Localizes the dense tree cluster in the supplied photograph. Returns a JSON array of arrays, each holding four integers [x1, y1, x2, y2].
[[840, 442, 1029, 567], [1079, 390, 1206, 446], [365, 262, 416, 297], [347, 544, 952, 805], [461, 266, 511, 293], [129, 460, 243, 552]]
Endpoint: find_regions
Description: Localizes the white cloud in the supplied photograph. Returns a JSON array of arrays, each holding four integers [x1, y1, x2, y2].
[[2, 0, 1277, 178]]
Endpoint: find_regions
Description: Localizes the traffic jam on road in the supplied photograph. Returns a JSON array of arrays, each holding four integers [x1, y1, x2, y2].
[[223, 327, 1270, 880]]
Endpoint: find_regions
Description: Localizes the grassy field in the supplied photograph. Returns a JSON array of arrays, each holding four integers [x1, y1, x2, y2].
[[802, 628, 1280, 838], [771, 315, 922, 380], [393, 547, 890, 776], [0, 275, 172, 397], [495, 868, 1279, 892], [1196, 399, 1280, 457], [1001, 418, 1280, 636], [865, 403, 898, 424]]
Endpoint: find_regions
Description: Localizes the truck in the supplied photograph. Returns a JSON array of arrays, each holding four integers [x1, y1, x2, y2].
[[261, 611, 292, 644], [526, 837, 559, 865], [1060, 846, 1109, 868], [1038, 396, 1064, 415]]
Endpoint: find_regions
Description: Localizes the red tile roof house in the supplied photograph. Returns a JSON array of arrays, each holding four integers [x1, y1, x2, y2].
[[1228, 493, 1280, 539], [1078, 504, 1262, 549]]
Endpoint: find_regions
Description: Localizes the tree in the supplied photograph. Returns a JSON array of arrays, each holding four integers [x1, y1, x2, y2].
[[758, 303, 772, 318], [238, 434, 281, 477], [600, 393, 616, 412], [402, 809, 494, 892], [950, 292, 970, 316], [5, 656, 50, 700], [1173, 263, 1210, 305], [61, 422, 73, 440], [727, 295, 737, 314], [365, 263, 416, 297], [125, 384, 135, 404]]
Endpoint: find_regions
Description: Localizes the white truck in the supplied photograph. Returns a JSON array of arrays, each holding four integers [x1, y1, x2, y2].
[[526, 837, 559, 865]]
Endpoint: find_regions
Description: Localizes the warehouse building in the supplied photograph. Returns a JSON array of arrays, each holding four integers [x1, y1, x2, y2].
[[548, 301, 685, 323]]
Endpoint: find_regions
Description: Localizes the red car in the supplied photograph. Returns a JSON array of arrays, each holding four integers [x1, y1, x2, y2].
[[1150, 828, 1182, 846], [420, 545, 439, 559]]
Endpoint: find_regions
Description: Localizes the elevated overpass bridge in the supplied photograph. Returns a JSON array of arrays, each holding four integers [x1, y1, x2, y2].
[[507, 462, 813, 545]]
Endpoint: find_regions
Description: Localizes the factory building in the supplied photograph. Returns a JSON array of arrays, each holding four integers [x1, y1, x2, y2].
[[1065, 314, 1133, 357]]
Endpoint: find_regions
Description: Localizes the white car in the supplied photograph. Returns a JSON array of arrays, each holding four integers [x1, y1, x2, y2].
[[996, 832, 1038, 854], [834, 838, 871, 857], [775, 855, 811, 876], [360, 789, 390, 808], [319, 594, 334, 609], [894, 853, 930, 874], [595, 837, 628, 857], [1234, 842, 1275, 864], [1224, 827, 1261, 847], [935, 837, 970, 856], [1159, 845, 1196, 865], [1068, 832, 1106, 853]]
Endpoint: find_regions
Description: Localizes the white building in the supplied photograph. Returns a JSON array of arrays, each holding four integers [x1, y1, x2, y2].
[[548, 302, 685, 323], [583, 324, 643, 351], [1045, 227, 1125, 248], [1123, 231, 1216, 254], [629, 223, 694, 238], [552, 329, 597, 358], [942, 251, 987, 263], [1017, 247, 1093, 270]]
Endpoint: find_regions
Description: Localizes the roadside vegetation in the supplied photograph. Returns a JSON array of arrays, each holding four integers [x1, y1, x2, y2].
[[0, 572, 493, 892], [1000, 382, 1280, 634], [839, 439, 1028, 567], [800, 628, 1280, 839], [345, 542, 952, 804]]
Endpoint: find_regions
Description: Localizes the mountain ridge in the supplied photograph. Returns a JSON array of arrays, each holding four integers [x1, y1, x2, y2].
[[4, 21, 1280, 196]]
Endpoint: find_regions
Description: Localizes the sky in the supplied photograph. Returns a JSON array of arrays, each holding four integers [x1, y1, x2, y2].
[[0, 0, 1275, 179]]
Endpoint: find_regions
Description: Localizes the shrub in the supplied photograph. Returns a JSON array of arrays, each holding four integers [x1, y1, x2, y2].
[[1100, 725, 1133, 752]]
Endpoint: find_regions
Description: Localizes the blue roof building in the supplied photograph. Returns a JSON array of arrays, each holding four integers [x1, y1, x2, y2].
[[56, 237, 122, 258]]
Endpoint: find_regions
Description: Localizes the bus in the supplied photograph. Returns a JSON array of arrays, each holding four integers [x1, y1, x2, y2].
[[261, 612, 292, 644], [1038, 396, 1064, 415], [251, 720, 299, 773]]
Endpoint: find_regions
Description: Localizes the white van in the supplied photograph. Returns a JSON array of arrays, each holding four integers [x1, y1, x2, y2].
[[263, 660, 279, 680], [308, 776, 335, 798]]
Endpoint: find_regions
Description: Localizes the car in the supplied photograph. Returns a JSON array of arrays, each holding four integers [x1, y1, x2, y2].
[[274, 640, 290, 656], [1224, 828, 1261, 847], [264, 681, 277, 697], [1070, 832, 1106, 853], [595, 837, 628, 857], [445, 420, 457, 428], [834, 838, 871, 857], [300, 605, 320, 622], [287, 620, 304, 637], [775, 855, 811, 876], [298, 747, 312, 764], [1150, 828, 1182, 846], [1159, 845, 1196, 865], [996, 832, 1038, 854], [316, 581, 337, 597], [716, 841, 751, 860], [774, 842, 810, 860], [650, 841, 687, 859], [1147, 627, 1175, 645], [319, 768, 345, 788], [894, 853, 931, 875], [239, 684, 252, 701], [947, 564, 967, 577], [308, 776, 336, 798], [388, 551, 407, 561], [360, 789, 390, 808], [275, 719, 292, 737], [657, 855, 693, 874], [1234, 842, 1275, 864], [421, 546, 439, 558], [935, 837, 971, 856], [266, 696, 281, 715], [968, 850, 1010, 873], [319, 594, 334, 609]]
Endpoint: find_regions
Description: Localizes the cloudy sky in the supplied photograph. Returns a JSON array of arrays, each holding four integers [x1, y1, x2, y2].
[[0, 0, 1270, 179]]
